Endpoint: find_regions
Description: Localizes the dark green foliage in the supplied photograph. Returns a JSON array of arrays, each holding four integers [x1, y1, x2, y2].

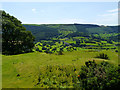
[[25, 23, 118, 53], [17, 74, 20, 77], [78, 61, 120, 90], [33, 61, 120, 89], [115, 49, 118, 52], [23, 24, 59, 41], [23, 24, 118, 42], [74, 24, 89, 33], [96, 53, 109, 59], [86, 26, 118, 34], [2, 11, 35, 55], [57, 51, 64, 55]]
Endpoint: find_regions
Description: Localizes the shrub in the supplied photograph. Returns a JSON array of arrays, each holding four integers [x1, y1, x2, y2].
[[115, 50, 118, 52], [96, 53, 109, 60], [77, 60, 120, 90], [57, 51, 64, 55]]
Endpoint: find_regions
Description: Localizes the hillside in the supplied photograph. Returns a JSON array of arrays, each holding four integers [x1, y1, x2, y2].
[[23, 24, 118, 42], [2, 50, 118, 88]]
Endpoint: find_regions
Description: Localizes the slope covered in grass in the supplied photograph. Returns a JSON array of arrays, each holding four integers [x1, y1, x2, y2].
[[2, 50, 118, 88], [23, 24, 118, 42]]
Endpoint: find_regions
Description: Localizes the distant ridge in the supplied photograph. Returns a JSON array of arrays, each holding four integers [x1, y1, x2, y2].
[[23, 24, 118, 41]]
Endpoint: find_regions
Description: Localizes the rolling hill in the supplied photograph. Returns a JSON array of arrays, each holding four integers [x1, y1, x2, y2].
[[23, 24, 118, 42]]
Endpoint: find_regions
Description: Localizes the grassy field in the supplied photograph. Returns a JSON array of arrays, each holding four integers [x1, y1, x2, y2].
[[2, 50, 118, 88]]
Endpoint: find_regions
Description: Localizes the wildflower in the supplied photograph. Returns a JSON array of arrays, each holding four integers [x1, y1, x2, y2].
[[78, 75, 80, 77]]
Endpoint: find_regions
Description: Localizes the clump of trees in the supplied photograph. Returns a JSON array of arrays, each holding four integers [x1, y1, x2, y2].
[[77, 60, 120, 89], [96, 53, 109, 60], [2, 11, 35, 55]]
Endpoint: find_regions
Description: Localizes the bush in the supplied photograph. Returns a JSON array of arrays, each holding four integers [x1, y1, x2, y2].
[[57, 51, 64, 55], [96, 53, 109, 60], [77, 61, 120, 90], [115, 50, 118, 52]]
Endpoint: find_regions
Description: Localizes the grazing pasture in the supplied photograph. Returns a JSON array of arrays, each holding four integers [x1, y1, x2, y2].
[[2, 50, 118, 88]]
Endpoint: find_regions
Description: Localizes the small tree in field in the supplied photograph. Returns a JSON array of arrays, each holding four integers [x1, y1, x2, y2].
[[57, 50, 64, 55], [96, 53, 109, 60], [2, 11, 35, 55]]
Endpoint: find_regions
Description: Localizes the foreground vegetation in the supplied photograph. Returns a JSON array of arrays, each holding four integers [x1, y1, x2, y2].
[[2, 49, 118, 88], [78, 60, 120, 89]]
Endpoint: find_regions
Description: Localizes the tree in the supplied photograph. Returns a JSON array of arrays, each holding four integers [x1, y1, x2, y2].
[[2, 11, 35, 55], [76, 40, 80, 46]]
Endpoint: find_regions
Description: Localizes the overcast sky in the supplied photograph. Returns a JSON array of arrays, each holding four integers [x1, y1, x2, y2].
[[0, 1, 118, 26]]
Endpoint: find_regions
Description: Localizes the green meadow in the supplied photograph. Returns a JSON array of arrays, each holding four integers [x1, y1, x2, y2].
[[2, 50, 118, 88]]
